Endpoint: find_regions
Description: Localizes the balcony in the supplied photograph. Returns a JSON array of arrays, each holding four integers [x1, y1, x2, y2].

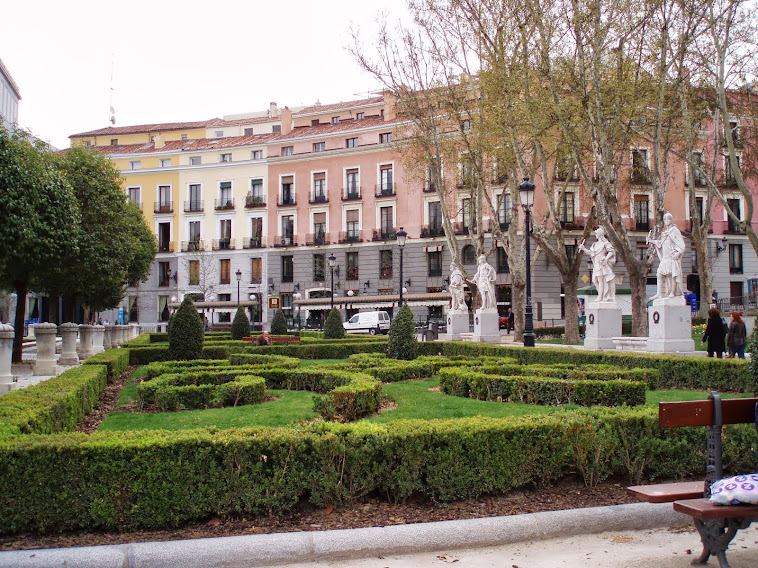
[[154, 202, 173, 214], [309, 193, 329, 204], [214, 198, 235, 211], [242, 237, 266, 249], [559, 219, 584, 230], [423, 184, 437, 193], [180, 240, 204, 252], [245, 194, 266, 208], [305, 232, 330, 246], [372, 229, 397, 241], [184, 200, 204, 213], [342, 187, 361, 200], [158, 240, 174, 253], [278, 195, 296, 207], [375, 183, 395, 197], [631, 166, 652, 185], [488, 219, 510, 232], [420, 224, 444, 238], [212, 238, 235, 251], [634, 221, 650, 232], [274, 235, 295, 247], [338, 230, 363, 244], [453, 222, 475, 235]]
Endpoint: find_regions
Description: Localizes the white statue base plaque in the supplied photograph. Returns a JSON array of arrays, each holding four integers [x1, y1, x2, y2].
[[441, 311, 470, 341], [646, 296, 695, 353], [583, 301, 622, 350], [472, 308, 501, 344]]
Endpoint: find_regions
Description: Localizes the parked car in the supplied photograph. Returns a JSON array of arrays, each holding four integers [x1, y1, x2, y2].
[[343, 311, 391, 335]]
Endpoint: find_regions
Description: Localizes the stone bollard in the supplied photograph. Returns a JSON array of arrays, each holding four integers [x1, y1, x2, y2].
[[107, 324, 119, 348], [92, 325, 105, 354], [103, 325, 114, 349], [33, 323, 58, 376], [118, 325, 129, 345], [129, 323, 139, 340], [59, 322, 80, 366], [79, 324, 94, 360], [0, 324, 14, 394]]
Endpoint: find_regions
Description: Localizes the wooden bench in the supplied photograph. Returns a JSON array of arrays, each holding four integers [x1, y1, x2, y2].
[[271, 336, 301, 344], [627, 393, 758, 568]]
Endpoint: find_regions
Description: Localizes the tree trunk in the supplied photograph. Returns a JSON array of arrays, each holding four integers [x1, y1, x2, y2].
[[12, 280, 28, 363], [563, 276, 581, 343], [628, 273, 648, 337], [512, 281, 525, 342]]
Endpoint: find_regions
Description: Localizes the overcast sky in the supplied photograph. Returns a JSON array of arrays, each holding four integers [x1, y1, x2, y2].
[[2, 0, 409, 149]]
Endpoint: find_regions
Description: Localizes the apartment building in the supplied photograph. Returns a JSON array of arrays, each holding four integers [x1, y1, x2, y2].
[[0, 57, 20, 132]]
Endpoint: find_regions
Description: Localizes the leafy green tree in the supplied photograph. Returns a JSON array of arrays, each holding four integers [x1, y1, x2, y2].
[[0, 127, 80, 361], [387, 304, 417, 360], [270, 309, 288, 335], [323, 308, 346, 339], [230, 306, 251, 340], [168, 297, 204, 360]]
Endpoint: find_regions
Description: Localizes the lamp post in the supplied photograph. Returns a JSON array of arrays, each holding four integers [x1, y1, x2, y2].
[[397, 227, 407, 305], [518, 177, 535, 347], [328, 253, 336, 310], [235, 269, 242, 306]]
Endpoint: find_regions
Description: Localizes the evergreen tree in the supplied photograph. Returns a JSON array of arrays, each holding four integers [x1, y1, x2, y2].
[[168, 297, 204, 360], [270, 309, 288, 335], [387, 304, 418, 360], [230, 306, 251, 340], [323, 307, 346, 339]]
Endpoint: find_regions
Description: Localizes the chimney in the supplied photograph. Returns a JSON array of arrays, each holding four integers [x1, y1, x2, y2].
[[382, 91, 396, 121], [154, 133, 166, 149], [281, 107, 292, 135], [269, 101, 278, 117]]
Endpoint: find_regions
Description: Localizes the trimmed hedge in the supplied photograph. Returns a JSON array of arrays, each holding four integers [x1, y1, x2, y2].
[[129, 345, 232, 365], [250, 341, 388, 359], [144, 373, 266, 411], [82, 349, 130, 383]]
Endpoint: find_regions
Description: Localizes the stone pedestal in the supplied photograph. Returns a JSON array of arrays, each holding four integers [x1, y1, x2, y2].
[[103, 326, 114, 350], [472, 308, 501, 344], [92, 325, 105, 354], [33, 323, 58, 376], [646, 296, 695, 353], [583, 301, 622, 350], [117, 325, 128, 346], [59, 322, 79, 365], [79, 325, 94, 360], [442, 311, 470, 341], [0, 324, 14, 394], [129, 324, 139, 339]]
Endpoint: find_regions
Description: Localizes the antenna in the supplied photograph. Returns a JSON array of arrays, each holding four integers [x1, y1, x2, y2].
[[109, 53, 116, 126]]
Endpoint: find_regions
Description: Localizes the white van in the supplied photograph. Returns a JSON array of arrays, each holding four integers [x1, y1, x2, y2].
[[343, 311, 391, 335]]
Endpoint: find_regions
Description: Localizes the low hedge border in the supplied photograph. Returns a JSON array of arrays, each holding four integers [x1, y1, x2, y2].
[[82, 349, 130, 383], [250, 341, 388, 359], [129, 345, 232, 365], [148, 373, 266, 411]]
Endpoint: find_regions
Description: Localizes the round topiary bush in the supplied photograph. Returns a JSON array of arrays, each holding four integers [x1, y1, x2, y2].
[[230, 306, 251, 340], [168, 297, 204, 360], [387, 304, 418, 360], [324, 307, 346, 339], [270, 309, 289, 335]]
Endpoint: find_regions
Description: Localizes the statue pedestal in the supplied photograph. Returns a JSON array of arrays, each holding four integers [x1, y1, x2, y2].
[[472, 308, 501, 344], [583, 301, 622, 350], [646, 296, 695, 353], [442, 311, 470, 341]]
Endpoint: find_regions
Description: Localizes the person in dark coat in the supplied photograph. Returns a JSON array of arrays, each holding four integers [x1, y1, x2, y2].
[[727, 311, 747, 359], [507, 308, 514, 334], [702, 307, 726, 358]]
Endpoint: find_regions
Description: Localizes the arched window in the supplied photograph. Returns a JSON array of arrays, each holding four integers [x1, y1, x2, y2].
[[462, 245, 476, 264]]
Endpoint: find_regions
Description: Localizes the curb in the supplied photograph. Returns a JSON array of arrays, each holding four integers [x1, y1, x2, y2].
[[0, 502, 688, 568]]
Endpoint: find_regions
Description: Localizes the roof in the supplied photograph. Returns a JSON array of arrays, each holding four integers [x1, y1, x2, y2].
[[293, 96, 384, 116], [270, 116, 397, 142], [0, 58, 21, 99], [70, 119, 222, 138], [91, 133, 278, 156]]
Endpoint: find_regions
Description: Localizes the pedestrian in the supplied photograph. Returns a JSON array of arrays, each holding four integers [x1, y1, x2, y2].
[[507, 308, 514, 334], [255, 330, 272, 346], [711, 290, 718, 306], [702, 307, 727, 358], [726, 311, 747, 359]]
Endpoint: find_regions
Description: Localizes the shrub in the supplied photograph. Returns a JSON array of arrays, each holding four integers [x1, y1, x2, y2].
[[387, 304, 417, 360], [168, 297, 204, 361], [323, 308, 346, 339], [230, 307, 251, 340], [270, 309, 288, 335]]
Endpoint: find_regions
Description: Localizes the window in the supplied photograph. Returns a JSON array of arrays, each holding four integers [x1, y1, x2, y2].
[[725, 155, 741, 184], [249, 178, 264, 205], [346, 252, 359, 280], [250, 217, 263, 248], [428, 251, 442, 276], [282, 255, 294, 282], [332, 116, 340, 124], [346, 137, 358, 148], [282, 146, 293, 156], [272, 125, 281, 133], [158, 222, 171, 251], [181, 134, 188, 140], [462, 198, 475, 232], [380, 250, 393, 279], [127, 187, 141, 208], [727, 198, 742, 233], [554, 146, 577, 181], [158, 262, 171, 287], [130, 160, 141, 170], [220, 259, 231, 284], [188, 221, 201, 248], [428, 201, 443, 236], [218, 181, 232, 209], [244, 128, 254, 136], [356, 112, 365, 120], [498, 193, 511, 229], [251, 149, 262, 160], [633, 194, 649, 231], [462, 119, 471, 131], [311, 119, 319, 127], [281, 215, 294, 245], [313, 212, 327, 245], [312, 172, 326, 202], [631, 149, 650, 183], [219, 219, 232, 249], [187, 184, 202, 212], [728, 120, 740, 144], [188, 260, 200, 286], [689, 151, 704, 186], [729, 244, 743, 274], [462, 245, 476, 264], [190, 156, 201, 165], [314, 254, 326, 282], [459, 155, 474, 188], [694, 196, 705, 226], [380, 132, 392, 143], [636, 245, 648, 263], [379, 164, 393, 195], [565, 244, 577, 264], [160, 158, 171, 168], [220, 153, 232, 163], [281, 175, 295, 205], [346, 209, 360, 242], [158, 185, 171, 212], [497, 247, 510, 273], [110, 139, 118, 146], [251, 258, 262, 284], [380, 206, 394, 239], [559, 192, 575, 226], [346, 168, 360, 198], [215, 131, 224, 138], [313, 141, 326, 152]]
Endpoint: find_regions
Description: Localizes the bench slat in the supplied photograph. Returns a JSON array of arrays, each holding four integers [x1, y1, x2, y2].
[[627, 481, 704, 503], [659, 398, 758, 428], [673, 498, 758, 520]]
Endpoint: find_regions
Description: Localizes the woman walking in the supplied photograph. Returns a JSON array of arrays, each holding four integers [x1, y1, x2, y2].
[[727, 312, 747, 359], [702, 307, 727, 358]]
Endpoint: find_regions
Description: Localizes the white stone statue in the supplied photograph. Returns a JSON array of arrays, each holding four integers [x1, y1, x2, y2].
[[468, 255, 497, 310], [648, 212, 685, 299], [449, 263, 468, 312], [579, 226, 617, 303]]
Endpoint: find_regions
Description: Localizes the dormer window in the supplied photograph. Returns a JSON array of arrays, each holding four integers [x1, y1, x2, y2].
[[282, 146, 294, 156], [215, 131, 224, 138], [356, 112, 365, 120], [380, 132, 392, 143], [313, 142, 326, 152], [220, 153, 232, 163], [332, 116, 340, 124], [110, 139, 118, 146]]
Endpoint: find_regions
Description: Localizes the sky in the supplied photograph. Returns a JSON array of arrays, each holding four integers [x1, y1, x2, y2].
[[2, 0, 410, 149]]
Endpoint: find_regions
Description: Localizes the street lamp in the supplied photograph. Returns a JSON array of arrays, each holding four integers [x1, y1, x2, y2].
[[328, 253, 336, 310], [235, 269, 242, 306], [397, 227, 407, 305], [519, 177, 536, 347]]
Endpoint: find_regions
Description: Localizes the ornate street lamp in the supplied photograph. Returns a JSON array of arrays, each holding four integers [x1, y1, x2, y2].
[[397, 227, 407, 305], [519, 177, 536, 347], [328, 253, 336, 310], [235, 269, 242, 306]]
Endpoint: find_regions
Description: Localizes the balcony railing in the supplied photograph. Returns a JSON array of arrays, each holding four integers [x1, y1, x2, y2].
[[212, 238, 234, 251], [214, 198, 235, 211], [342, 187, 361, 200], [154, 202, 173, 214], [372, 229, 397, 241], [180, 240, 204, 252], [375, 183, 395, 197], [423, 184, 437, 193], [559, 219, 583, 230], [278, 195, 296, 206], [245, 194, 266, 208], [420, 224, 444, 237], [346, 267, 360, 281], [242, 237, 266, 249], [274, 235, 295, 247], [309, 193, 328, 204], [158, 240, 174, 253], [631, 166, 652, 185], [184, 200, 204, 213], [306, 232, 329, 246], [635, 221, 650, 232], [339, 230, 363, 243], [453, 222, 475, 235]]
